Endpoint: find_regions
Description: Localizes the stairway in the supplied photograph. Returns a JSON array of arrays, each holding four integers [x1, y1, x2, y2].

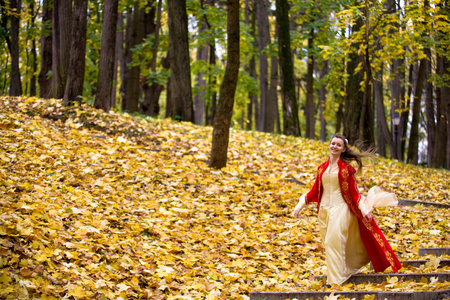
[[250, 200, 449, 300]]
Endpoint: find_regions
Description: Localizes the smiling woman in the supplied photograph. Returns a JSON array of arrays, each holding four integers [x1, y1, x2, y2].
[[293, 133, 402, 286]]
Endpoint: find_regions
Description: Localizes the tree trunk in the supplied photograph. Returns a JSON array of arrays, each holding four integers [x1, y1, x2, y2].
[[373, 37, 394, 158], [142, 0, 164, 117], [407, 60, 426, 165], [193, 9, 209, 125], [29, 2, 37, 96], [51, 0, 61, 98], [374, 68, 395, 157], [58, 0, 72, 99], [359, 0, 374, 150], [444, 56, 450, 169], [111, 12, 123, 110], [207, 33, 218, 126], [305, 29, 315, 139], [266, 50, 279, 133], [124, 3, 144, 113], [424, 47, 435, 167], [210, 0, 240, 169], [344, 16, 364, 144], [276, 0, 300, 136], [433, 53, 446, 168], [121, 9, 133, 110], [407, 0, 430, 165], [39, 0, 53, 98], [256, 0, 269, 131], [64, 0, 88, 105], [9, 0, 22, 96], [94, 0, 119, 111], [319, 60, 328, 141], [167, 0, 193, 122], [245, 0, 256, 130]]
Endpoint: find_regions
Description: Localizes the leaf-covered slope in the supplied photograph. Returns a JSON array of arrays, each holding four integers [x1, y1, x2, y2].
[[0, 96, 448, 299]]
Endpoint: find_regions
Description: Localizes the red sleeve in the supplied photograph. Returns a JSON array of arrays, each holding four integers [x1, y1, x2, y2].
[[305, 172, 320, 204], [305, 161, 327, 205]]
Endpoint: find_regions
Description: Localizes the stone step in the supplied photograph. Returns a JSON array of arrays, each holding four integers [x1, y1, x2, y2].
[[398, 199, 450, 208], [401, 259, 450, 268], [313, 272, 449, 284], [250, 290, 450, 300], [369, 259, 450, 269], [419, 247, 450, 256]]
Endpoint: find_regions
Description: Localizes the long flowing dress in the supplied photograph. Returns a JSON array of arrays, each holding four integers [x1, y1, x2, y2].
[[318, 165, 370, 285]]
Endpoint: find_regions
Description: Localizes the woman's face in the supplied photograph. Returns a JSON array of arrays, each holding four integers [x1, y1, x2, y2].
[[329, 137, 346, 157]]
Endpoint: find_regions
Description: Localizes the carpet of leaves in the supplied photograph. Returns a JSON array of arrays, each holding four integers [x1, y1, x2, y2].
[[0, 96, 449, 299]]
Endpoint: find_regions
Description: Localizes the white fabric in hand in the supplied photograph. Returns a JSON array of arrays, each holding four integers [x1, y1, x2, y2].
[[359, 186, 398, 216]]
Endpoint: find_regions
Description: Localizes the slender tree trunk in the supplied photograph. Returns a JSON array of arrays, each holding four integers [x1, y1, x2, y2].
[[121, 9, 133, 110], [64, 0, 88, 105], [124, 3, 144, 112], [373, 38, 395, 157], [256, 0, 269, 131], [374, 68, 395, 157], [245, 0, 257, 130], [94, 0, 119, 111], [206, 0, 217, 126], [51, 0, 61, 98], [167, 0, 193, 122], [319, 60, 328, 141], [193, 10, 209, 125], [390, 56, 405, 160], [266, 51, 279, 133], [29, 2, 37, 96], [9, 0, 22, 96], [407, 60, 426, 165], [433, 53, 445, 168], [111, 12, 123, 110], [207, 34, 217, 126], [444, 56, 450, 169], [265, 5, 279, 133], [424, 47, 435, 167], [360, 0, 374, 149], [305, 29, 315, 139], [276, 0, 300, 136], [142, 0, 164, 117], [408, 0, 430, 165], [58, 0, 72, 99], [344, 16, 364, 144], [39, 0, 53, 98], [210, 0, 240, 169]]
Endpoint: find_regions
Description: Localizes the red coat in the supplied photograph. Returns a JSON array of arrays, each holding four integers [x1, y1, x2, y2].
[[304, 158, 402, 273]]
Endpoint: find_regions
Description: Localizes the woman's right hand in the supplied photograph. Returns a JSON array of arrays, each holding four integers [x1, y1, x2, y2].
[[293, 195, 306, 218]]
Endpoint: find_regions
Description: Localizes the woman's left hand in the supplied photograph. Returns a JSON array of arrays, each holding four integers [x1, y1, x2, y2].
[[365, 213, 373, 222]]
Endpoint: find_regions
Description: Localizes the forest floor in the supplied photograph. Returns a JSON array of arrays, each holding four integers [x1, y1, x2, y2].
[[0, 96, 449, 299]]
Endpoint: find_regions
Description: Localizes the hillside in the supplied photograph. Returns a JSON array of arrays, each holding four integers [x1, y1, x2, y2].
[[0, 96, 448, 299]]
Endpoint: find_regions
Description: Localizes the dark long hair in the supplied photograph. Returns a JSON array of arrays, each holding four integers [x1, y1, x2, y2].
[[332, 133, 375, 173]]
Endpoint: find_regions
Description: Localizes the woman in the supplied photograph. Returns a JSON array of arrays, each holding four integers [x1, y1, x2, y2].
[[293, 133, 402, 285]]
